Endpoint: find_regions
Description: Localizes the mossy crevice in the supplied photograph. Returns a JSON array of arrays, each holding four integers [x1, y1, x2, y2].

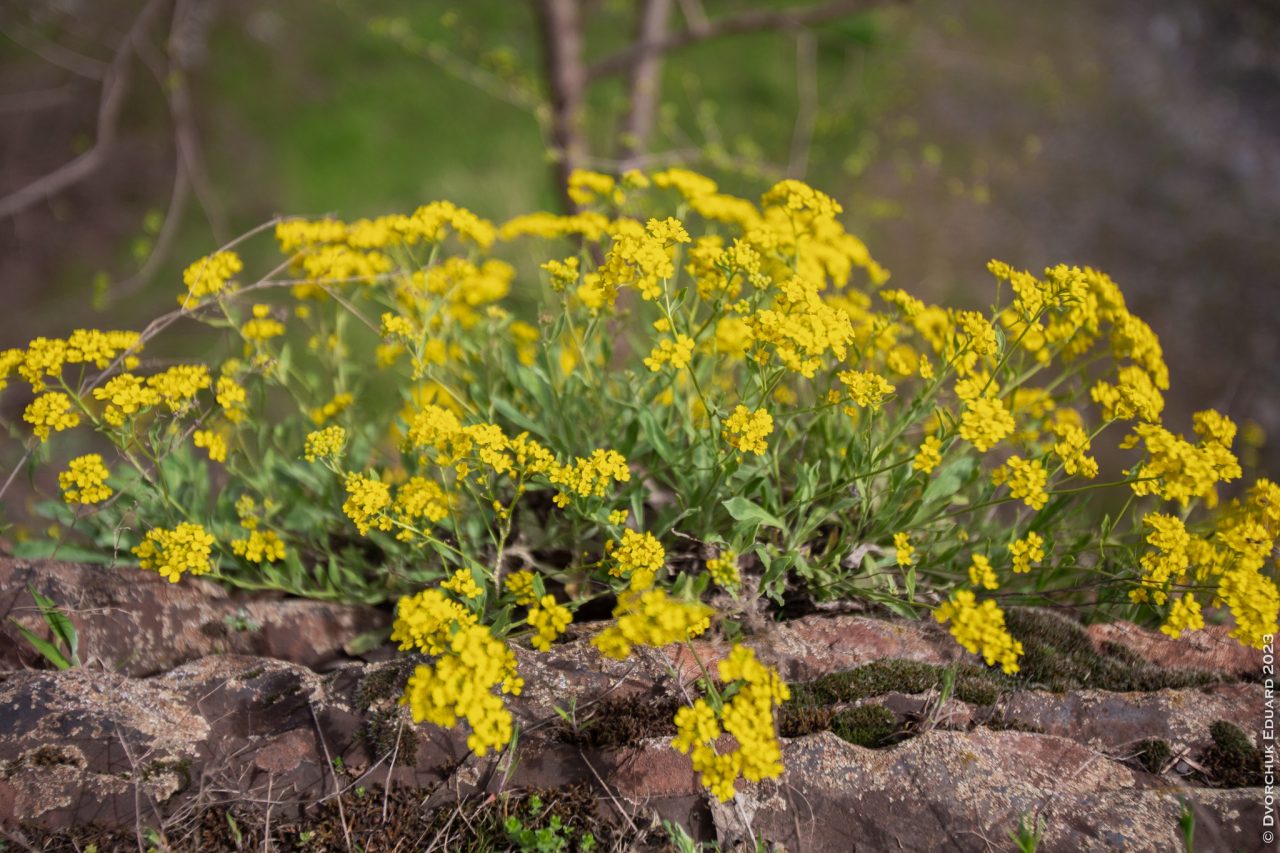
[[1196, 720, 1263, 788], [1005, 609, 1227, 693]]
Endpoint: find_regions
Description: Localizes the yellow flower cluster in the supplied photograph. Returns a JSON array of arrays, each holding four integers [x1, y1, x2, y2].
[[549, 448, 630, 507], [1052, 423, 1099, 479], [893, 532, 914, 568], [92, 374, 159, 426], [934, 590, 1023, 674], [967, 554, 999, 590], [1160, 592, 1204, 639], [605, 529, 666, 589], [58, 454, 112, 505], [24, 392, 81, 441], [304, 425, 347, 462], [706, 551, 741, 588], [1218, 562, 1279, 649], [644, 334, 695, 372], [504, 570, 538, 605], [402, 623, 522, 756], [672, 645, 789, 802], [182, 251, 242, 300], [839, 369, 895, 412], [194, 429, 228, 463], [749, 276, 854, 378], [133, 522, 216, 583], [442, 568, 483, 601], [231, 529, 286, 564], [1009, 532, 1044, 574], [4, 330, 142, 394], [721, 405, 773, 456], [241, 304, 285, 342], [991, 456, 1049, 510], [1124, 416, 1241, 507], [599, 216, 690, 303], [527, 594, 573, 651], [592, 589, 713, 660], [958, 397, 1015, 452], [310, 391, 354, 425], [913, 436, 942, 473], [216, 376, 248, 423], [391, 587, 478, 655], [1131, 513, 1189, 605], [342, 473, 392, 535], [390, 476, 451, 539]]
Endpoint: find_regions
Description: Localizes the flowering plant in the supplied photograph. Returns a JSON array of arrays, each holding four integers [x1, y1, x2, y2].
[[2, 169, 1276, 801]]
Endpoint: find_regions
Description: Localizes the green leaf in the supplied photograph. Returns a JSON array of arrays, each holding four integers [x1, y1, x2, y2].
[[723, 496, 786, 531], [29, 585, 78, 665], [8, 619, 71, 669]]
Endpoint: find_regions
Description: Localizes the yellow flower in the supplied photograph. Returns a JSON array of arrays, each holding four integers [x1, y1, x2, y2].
[[644, 334, 695, 372], [958, 396, 1015, 452], [242, 304, 285, 342], [968, 554, 999, 590], [706, 551, 741, 588], [672, 645, 789, 802], [59, 454, 112, 504], [527, 594, 573, 651], [133, 522, 216, 583], [216, 376, 248, 423], [592, 589, 712, 660], [605, 529, 666, 590], [24, 392, 81, 441], [991, 456, 1049, 510], [193, 429, 228, 463], [934, 590, 1023, 674], [838, 370, 895, 412], [442, 568, 484, 601], [304, 425, 347, 462], [231, 529, 286, 564], [914, 436, 943, 474], [893, 532, 914, 568], [342, 472, 392, 535], [1160, 593, 1204, 639], [722, 405, 773, 456], [504, 570, 538, 606], [1052, 423, 1099, 479], [1009, 532, 1044, 574], [550, 449, 631, 507], [182, 251, 242, 301], [391, 588, 477, 654], [402, 623, 522, 756], [92, 373, 160, 426]]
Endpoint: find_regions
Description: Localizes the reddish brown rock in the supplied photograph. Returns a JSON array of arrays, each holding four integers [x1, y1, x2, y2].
[[998, 682, 1265, 755], [0, 557, 389, 675], [1087, 620, 1263, 679]]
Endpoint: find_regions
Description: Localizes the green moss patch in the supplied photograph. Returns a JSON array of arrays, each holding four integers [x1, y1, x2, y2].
[[1005, 610, 1225, 693], [830, 704, 899, 748], [787, 659, 1007, 709], [1130, 737, 1172, 774], [1196, 720, 1263, 788]]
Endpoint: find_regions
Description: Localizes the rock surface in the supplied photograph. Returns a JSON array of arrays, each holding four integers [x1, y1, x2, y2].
[[0, 557, 389, 675], [0, 559, 1269, 851]]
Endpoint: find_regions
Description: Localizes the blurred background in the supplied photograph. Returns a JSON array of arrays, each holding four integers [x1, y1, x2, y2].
[[2, 0, 1278, 473]]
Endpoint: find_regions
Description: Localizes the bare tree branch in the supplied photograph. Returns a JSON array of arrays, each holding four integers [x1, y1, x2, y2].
[[788, 30, 818, 177], [0, 19, 108, 79], [0, 84, 75, 115], [532, 0, 588, 211], [0, 0, 169, 222], [617, 0, 674, 171], [588, 0, 892, 81]]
